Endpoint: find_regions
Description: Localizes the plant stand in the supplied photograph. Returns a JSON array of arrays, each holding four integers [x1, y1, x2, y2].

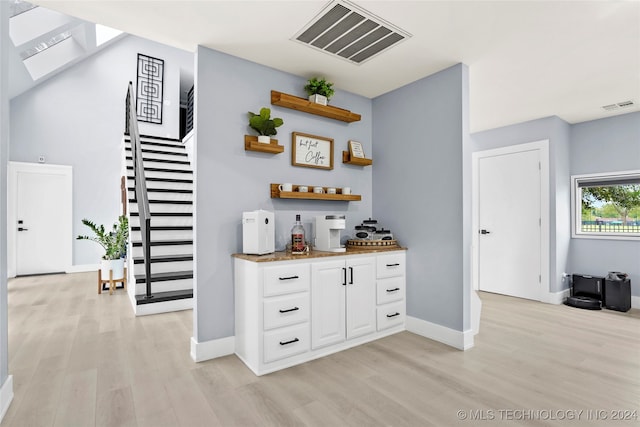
[[98, 267, 127, 295]]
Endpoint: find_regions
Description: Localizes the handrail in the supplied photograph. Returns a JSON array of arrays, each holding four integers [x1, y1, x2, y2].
[[126, 82, 153, 299]]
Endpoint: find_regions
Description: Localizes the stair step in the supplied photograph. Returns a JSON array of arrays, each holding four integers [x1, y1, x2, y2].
[[125, 135, 182, 145], [125, 147, 188, 156], [128, 187, 192, 194], [131, 176, 193, 184], [135, 289, 193, 305], [132, 240, 193, 247], [126, 166, 193, 174], [129, 199, 192, 204], [135, 270, 193, 284], [126, 156, 191, 166], [133, 254, 194, 264], [130, 212, 193, 217], [131, 225, 193, 231]]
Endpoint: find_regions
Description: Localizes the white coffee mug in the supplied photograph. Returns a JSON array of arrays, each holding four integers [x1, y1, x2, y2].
[[279, 183, 293, 192], [313, 186, 324, 194], [342, 187, 351, 195], [327, 187, 337, 194], [298, 185, 308, 192]]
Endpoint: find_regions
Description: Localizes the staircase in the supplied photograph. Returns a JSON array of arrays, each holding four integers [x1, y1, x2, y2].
[[124, 134, 194, 315]]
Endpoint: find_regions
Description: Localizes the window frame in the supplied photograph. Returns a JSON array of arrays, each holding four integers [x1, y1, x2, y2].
[[571, 169, 640, 240]]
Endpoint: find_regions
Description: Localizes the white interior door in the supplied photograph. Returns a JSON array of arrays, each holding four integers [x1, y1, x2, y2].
[[478, 149, 542, 300], [10, 162, 72, 276]]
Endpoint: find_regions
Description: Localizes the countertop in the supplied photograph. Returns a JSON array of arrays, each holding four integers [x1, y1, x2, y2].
[[233, 245, 407, 263]]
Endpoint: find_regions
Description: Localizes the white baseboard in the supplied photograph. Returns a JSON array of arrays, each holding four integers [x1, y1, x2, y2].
[[544, 288, 571, 305], [632, 296, 640, 309], [0, 375, 13, 423], [134, 298, 193, 316], [406, 316, 474, 350], [191, 335, 235, 362], [65, 264, 99, 274]]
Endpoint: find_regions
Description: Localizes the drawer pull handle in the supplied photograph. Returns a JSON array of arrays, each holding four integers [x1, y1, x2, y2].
[[386, 312, 401, 318], [279, 307, 299, 313], [279, 338, 299, 346], [386, 287, 400, 293], [386, 263, 400, 267], [279, 275, 299, 281]]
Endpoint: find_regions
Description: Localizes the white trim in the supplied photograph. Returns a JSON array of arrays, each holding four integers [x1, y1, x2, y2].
[[571, 170, 640, 241], [406, 316, 474, 350], [134, 298, 192, 316], [471, 140, 550, 302], [65, 264, 100, 274], [8, 162, 73, 277], [543, 288, 571, 305], [632, 295, 640, 309], [0, 375, 13, 423], [190, 335, 235, 362]]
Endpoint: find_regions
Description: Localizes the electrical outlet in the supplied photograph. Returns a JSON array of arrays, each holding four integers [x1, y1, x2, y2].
[[38, 155, 45, 163]]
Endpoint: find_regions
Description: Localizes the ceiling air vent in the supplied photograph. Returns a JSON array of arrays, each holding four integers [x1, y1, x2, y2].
[[602, 100, 635, 111], [293, 0, 411, 65]]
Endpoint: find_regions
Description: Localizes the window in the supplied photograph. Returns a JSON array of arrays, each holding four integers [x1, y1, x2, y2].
[[572, 170, 640, 240]]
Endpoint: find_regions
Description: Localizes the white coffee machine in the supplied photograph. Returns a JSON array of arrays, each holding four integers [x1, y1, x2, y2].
[[313, 215, 346, 252], [242, 210, 275, 255]]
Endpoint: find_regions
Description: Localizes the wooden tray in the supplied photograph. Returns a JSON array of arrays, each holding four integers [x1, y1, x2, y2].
[[347, 239, 398, 248]]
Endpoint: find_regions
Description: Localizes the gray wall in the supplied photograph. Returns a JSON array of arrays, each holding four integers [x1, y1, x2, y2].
[[1, 0, 10, 386], [471, 116, 572, 294], [371, 64, 470, 332], [193, 46, 373, 342], [570, 112, 640, 297], [10, 36, 192, 265]]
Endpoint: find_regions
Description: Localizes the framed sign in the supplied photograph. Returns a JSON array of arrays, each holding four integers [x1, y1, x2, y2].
[[292, 132, 334, 170], [349, 140, 366, 158]]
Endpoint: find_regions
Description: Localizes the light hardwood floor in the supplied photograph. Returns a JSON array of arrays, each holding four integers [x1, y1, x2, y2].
[[2, 272, 639, 426]]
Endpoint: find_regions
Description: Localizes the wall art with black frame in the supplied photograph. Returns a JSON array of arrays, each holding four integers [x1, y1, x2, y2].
[[136, 53, 164, 124]]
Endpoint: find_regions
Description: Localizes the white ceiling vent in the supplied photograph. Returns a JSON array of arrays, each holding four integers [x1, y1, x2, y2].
[[602, 100, 635, 111], [293, 0, 411, 65]]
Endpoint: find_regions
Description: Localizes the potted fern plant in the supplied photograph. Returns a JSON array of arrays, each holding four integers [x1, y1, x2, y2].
[[248, 107, 284, 143], [77, 215, 129, 280], [304, 77, 334, 106]]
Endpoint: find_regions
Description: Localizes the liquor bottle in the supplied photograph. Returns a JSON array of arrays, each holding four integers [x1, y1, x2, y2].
[[291, 214, 305, 253]]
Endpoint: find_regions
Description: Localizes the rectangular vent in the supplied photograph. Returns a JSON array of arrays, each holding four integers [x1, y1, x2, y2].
[[602, 100, 635, 111], [293, 0, 411, 65]]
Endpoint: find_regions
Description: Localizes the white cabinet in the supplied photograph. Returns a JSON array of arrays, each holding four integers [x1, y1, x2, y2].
[[234, 250, 405, 376], [311, 256, 376, 349]]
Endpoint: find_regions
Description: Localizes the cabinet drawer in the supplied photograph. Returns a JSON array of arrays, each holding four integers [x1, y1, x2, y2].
[[376, 253, 405, 279], [264, 264, 310, 296], [377, 302, 405, 331], [377, 276, 405, 305], [264, 324, 310, 363], [264, 293, 309, 331]]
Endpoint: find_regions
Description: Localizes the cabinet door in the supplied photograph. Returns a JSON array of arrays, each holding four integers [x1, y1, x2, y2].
[[346, 257, 376, 340], [311, 259, 346, 349]]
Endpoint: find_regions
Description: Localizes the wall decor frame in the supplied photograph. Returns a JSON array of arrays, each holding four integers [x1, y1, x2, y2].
[[348, 140, 366, 158], [292, 132, 334, 170], [136, 53, 164, 124]]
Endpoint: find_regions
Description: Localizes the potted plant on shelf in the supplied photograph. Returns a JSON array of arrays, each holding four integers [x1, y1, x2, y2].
[[77, 215, 129, 280], [304, 77, 335, 106], [248, 107, 284, 144]]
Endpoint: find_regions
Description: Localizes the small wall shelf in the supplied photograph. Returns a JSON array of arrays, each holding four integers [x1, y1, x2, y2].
[[342, 151, 372, 166], [271, 184, 361, 201], [244, 135, 284, 154], [271, 90, 361, 123]]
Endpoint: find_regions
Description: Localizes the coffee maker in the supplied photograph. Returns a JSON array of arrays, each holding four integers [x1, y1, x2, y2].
[[312, 215, 346, 252]]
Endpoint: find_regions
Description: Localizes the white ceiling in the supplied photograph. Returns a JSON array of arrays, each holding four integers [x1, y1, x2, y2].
[[32, 0, 640, 132]]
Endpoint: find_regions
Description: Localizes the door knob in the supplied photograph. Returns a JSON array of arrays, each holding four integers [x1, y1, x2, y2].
[[479, 229, 491, 235], [18, 227, 29, 231]]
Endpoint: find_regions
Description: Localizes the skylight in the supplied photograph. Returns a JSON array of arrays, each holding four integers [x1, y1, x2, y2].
[[96, 24, 123, 46], [19, 30, 71, 60]]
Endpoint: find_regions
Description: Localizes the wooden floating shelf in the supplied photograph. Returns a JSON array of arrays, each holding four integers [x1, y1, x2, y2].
[[244, 135, 284, 154], [271, 90, 361, 123], [271, 184, 361, 201], [342, 151, 372, 166]]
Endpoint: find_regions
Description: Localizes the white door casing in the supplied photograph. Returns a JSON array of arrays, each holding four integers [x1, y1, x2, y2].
[[8, 162, 72, 277], [472, 140, 549, 301]]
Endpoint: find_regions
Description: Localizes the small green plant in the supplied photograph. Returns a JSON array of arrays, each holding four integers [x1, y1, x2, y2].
[[247, 107, 284, 137], [304, 77, 335, 99], [77, 215, 129, 260]]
